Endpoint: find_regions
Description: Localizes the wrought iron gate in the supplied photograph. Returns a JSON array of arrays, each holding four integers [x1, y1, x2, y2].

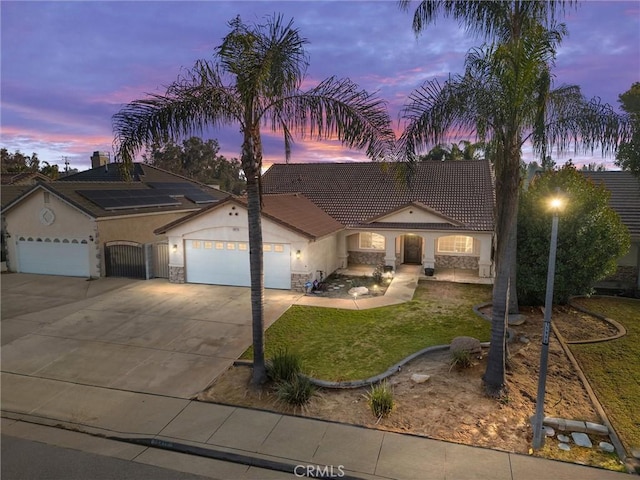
[[105, 241, 146, 279]]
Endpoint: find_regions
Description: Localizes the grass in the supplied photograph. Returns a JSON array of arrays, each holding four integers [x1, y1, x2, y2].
[[243, 282, 491, 381], [568, 297, 640, 456]]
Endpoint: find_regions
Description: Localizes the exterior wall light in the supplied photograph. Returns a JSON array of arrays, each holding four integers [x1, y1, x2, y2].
[[296, 250, 301, 259], [173, 244, 178, 252]]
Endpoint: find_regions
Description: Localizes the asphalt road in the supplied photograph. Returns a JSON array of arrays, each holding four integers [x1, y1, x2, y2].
[[1, 435, 216, 480]]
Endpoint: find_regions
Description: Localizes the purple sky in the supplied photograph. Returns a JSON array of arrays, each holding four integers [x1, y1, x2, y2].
[[1, 1, 639, 172]]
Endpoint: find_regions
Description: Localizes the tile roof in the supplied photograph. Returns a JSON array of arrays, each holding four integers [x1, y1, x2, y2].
[[262, 161, 495, 231], [0, 172, 51, 185], [1, 185, 31, 209], [582, 171, 640, 239], [156, 193, 343, 240]]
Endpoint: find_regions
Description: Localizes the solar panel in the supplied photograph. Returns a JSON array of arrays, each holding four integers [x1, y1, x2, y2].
[[147, 182, 219, 204], [184, 192, 217, 204], [77, 190, 181, 210]]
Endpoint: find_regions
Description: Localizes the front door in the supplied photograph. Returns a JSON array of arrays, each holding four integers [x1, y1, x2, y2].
[[403, 235, 422, 264]]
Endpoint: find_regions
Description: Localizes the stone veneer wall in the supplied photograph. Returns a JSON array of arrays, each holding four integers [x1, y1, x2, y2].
[[169, 265, 185, 284], [348, 251, 385, 265], [291, 272, 311, 292], [435, 255, 479, 270]]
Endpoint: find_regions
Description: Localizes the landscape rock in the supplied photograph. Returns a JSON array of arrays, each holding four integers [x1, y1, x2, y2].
[[348, 286, 369, 296], [632, 448, 640, 459], [571, 432, 593, 448], [557, 434, 570, 443], [450, 336, 482, 355], [558, 443, 571, 451], [598, 441, 615, 453], [410, 373, 431, 384], [508, 314, 527, 326], [519, 335, 530, 344], [543, 426, 555, 437]]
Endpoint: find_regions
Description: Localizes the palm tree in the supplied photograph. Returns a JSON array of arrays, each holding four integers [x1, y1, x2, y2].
[[113, 14, 394, 385], [399, 2, 626, 396]]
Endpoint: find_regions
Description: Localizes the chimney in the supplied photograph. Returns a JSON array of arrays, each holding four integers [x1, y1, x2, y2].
[[91, 151, 110, 168]]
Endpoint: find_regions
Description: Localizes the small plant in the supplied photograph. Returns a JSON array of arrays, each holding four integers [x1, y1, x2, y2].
[[449, 349, 473, 371], [366, 381, 394, 421], [276, 373, 315, 406], [372, 263, 385, 284], [267, 348, 302, 383]]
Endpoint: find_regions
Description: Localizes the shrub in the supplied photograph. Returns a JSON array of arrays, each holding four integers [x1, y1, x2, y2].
[[267, 348, 302, 383], [276, 373, 315, 406], [449, 349, 472, 370], [366, 381, 394, 420]]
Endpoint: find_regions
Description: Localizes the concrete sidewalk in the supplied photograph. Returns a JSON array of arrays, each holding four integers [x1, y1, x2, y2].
[[1, 377, 629, 480]]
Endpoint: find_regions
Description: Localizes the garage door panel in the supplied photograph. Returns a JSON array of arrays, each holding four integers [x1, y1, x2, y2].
[[17, 240, 90, 277], [185, 240, 290, 289]]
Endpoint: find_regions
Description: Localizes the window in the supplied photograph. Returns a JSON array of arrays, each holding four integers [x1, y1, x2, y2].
[[359, 232, 385, 250], [215, 242, 224, 250], [263, 244, 272, 252], [274, 244, 284, 253], [437, 235, 474, 254], [204, 241, 213, 249], [192, 241, 201, 249], [238, 243, 248, 251], [227, 242, 235, 250]]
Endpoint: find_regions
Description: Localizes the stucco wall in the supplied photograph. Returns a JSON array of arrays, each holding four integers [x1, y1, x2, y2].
[[4, 189, 99, 276]]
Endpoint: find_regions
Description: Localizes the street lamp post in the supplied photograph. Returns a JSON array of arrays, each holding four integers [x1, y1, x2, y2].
[[532, 197, 563, 450]]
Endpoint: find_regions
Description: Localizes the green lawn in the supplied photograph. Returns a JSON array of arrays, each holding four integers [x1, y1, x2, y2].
[[243, 281, 492, 381], [569, 297, 640, 455]]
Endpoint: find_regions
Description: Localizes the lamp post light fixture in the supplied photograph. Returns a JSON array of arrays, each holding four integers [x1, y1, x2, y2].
[[532, 194, 564, 450]]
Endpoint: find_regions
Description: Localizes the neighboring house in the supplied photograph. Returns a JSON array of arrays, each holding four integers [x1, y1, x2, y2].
[[0, 172, 51, 267], [158, 161, 495, 290], [582, 170, 640, 293], [2, 162, 229, 279]]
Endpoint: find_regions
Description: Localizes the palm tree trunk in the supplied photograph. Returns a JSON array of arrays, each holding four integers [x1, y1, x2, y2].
[[243, 128, 267, 386], [508, 231, 519, 314], [484, 143, 520, 396]]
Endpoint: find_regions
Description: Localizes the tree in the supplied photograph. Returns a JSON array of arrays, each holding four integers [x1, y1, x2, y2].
[[420, 140, 484, 161], [113, 14, 394, 385], [398, 1, 626, 396], [143, 137, 246, 194], [615, 82, 640, 178], [518, 164, 629, 305], [1, 148, 59, 179]]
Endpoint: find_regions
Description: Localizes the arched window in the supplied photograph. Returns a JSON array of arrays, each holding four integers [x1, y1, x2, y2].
[[437, 235, 474, 254]]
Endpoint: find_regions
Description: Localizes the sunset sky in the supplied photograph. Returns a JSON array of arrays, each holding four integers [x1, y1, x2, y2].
[[2, 1, 638, 172]]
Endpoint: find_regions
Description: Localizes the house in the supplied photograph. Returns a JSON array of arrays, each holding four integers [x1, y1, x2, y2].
[[2, 161, 229, 279], [158, 160, 495, 290], [582, 170, 640, 293]]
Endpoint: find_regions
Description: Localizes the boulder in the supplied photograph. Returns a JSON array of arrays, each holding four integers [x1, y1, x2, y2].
[[558, 443, 571, 451], [348, 286, 369, 296], [450, 336, 482, 355], [557, 434, 571, 443], [410, 373, 431, 384]]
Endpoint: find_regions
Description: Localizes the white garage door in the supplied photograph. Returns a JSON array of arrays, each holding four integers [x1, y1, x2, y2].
[[185, 240, 291, 289], [16, 238, 90, 277]]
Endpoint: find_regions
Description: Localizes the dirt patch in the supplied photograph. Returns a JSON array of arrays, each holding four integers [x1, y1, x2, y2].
[[198, 305, 624, 469]]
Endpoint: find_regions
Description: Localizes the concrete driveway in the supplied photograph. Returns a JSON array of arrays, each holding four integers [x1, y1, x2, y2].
[[1, 273, 302, 399]]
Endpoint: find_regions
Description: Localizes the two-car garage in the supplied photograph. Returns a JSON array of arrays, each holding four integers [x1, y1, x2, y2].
[[184, 239, 291, 289], [15, 237, 90, 277]]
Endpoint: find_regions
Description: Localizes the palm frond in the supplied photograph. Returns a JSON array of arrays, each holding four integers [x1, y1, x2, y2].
[[270, 77, 396, 161], [112, 60, 241, 166]]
